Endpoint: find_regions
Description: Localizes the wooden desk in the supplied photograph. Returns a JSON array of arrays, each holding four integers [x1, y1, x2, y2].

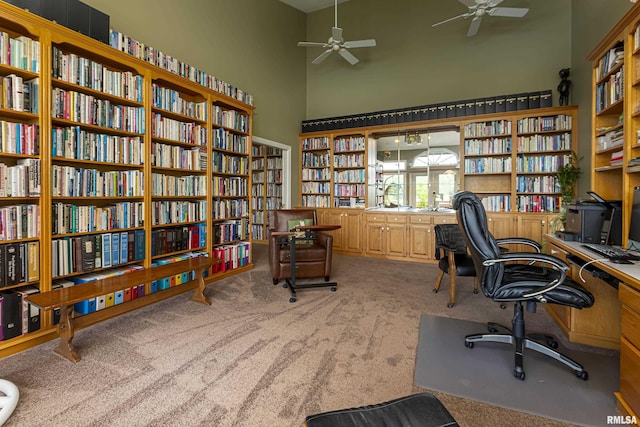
[[544, 233, 640, 419]]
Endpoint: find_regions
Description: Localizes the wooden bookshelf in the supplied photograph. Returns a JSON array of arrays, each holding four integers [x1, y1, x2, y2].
[[0, 2, 253, 358], [250, 142, 283, 242]]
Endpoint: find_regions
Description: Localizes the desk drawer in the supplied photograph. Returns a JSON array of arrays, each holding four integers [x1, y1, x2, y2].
[[620, 337, 640, 417], [622, 305, 640, 349], [620, 284, 640, 316]]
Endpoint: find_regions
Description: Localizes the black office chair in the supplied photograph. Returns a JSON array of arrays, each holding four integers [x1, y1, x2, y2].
[[452, 191, 595, 381], [432, 223, 478, 308]]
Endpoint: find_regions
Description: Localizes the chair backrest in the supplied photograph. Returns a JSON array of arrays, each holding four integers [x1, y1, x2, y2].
[[272, 209, 317, 232], [451, 191, 504, 297], [433, 223, 468, 259]]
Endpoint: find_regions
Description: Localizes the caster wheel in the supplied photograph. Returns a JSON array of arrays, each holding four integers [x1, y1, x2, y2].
[[331, 287, 337, 292], [473, 289, 479, 294], [289, 297, 297, 303], [432, 288, 438, 293], [576, 370, 588, 381], [546, 338, 558, 349], [283, 283, 288, 288], [488, 326, 498, 333], [500, 303, 507, 309], [514, 370, 525, 380], [447, 302, 454, 308], [465, 341, 474, 348], [272, 279, 279, 286]]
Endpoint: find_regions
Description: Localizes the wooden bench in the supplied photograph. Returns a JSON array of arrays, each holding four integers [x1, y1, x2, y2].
[[27, 256, 214, 363]]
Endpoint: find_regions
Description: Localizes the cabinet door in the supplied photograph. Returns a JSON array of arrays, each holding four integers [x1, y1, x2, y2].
[[516, 214, 549, 251], [321, 209, 345, 250], [364, 221, 385, 255], [487, 213, 514, 240], [385, 222, 408, 257], [409, 215, 433, 260], [342, 210, 362, 253]]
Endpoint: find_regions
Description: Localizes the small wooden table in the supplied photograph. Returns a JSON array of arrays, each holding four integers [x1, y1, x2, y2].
[[273, 224, 340, 303]]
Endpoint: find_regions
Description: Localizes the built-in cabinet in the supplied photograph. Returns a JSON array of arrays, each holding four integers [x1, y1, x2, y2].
[[318, 209, 362, 253]]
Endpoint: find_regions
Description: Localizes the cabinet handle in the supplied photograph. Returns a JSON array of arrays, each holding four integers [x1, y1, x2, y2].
[[386, 227, 390, 231], [380, 226, 384, 231]]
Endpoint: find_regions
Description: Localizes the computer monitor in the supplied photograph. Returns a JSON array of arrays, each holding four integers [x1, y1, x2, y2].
[[629, 187, 640, 250]]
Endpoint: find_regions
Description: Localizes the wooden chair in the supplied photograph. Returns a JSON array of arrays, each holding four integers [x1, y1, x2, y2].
[[432, 223, 478, 308]]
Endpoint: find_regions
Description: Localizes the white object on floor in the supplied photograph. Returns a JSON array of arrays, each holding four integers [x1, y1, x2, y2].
[[0, 379, 19, 426]]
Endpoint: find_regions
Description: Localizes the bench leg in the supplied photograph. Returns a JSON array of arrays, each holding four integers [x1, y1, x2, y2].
[[190, 267, 211, 305], [54, 305, 80, 363]]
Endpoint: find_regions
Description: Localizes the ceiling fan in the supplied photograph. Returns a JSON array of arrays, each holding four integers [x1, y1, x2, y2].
[[297, 0, 376, 65], [432, 0, 529, 37]]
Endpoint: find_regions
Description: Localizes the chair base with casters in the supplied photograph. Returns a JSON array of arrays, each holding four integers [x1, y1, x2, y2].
[[464, 301, 589, 381], [0, 379, 19, 425]]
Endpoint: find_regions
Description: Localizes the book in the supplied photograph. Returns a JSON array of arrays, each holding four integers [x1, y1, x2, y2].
[[19, 286, 41, 334], [134, 229, 145, 260], [0, 290, 22, 340], [94, 234, 102, 269], [101, 233, 112, 268], [120, 231, 128, 263], [81, 235, 95, 272], [27, 241, 39, 281], [111, 232, 120, 265]]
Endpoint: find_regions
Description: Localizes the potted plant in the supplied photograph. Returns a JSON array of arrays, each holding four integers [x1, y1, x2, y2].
[[551, 151, 582, 232]]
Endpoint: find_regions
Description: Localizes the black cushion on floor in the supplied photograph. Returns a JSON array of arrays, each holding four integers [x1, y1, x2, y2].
[[304, 393, 459, 427]]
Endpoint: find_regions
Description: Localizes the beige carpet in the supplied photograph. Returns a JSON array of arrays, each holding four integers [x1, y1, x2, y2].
[[0, 245, 605, 426]]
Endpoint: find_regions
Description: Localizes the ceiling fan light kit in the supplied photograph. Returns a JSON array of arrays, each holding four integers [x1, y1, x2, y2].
[[298, 0, 376, 64], [432, 0, 529, 37]]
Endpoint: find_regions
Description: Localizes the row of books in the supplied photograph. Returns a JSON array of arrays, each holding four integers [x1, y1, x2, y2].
[[302, 152, 331, 167], [151, 224, 206, 257], [212, 242, 250, 273], [596, 128, 624, 151], [595, 67, 624, 113], [52, 166, 143, 197], [334, 184, 365, 197], [0, 241, 39, 288], [0, 158, 40, 197], [515, 134, 572, 153], [516, 114, 573, 133], [302, 167, 331, 181], [51, 230, 145, 278], [464, 120, 512, 137], [212, 176, 248, 197], [1, 74, 39, 113], [51, 46, 144, 102], [151, 200, 207, 225], [212, 151, 250, 174], [51, 88, 146, 134], [480, 195, 512, 212], [334, 170, 365, 183], [212, 106, 250, 133], [301, 91, 552, 133], [152, 83, 207, 120], [516, 195, 560, 213], [51, 201, 144, 235], [52, 126, 144, 165], [0, 286, 41, 342], [302, 137, 330, 150], [0, 120, 40, 155], [595, 41, 623, 81], [212, 198, 249, 219], [151, 142, 206, 170], [515, 175, 559, 193], [0, 32, 40, 72], [464, 157, 513, 174], [0, 204, 40, 240], [334, 153, 365, 168], [151, 173, 206, 197], [151, 112, 207, 145], [213, 219, 250, 245], [109, 30, 254, 106], [301, 182, 331, 193], [213, 128, 249, 153], [464, 138, 512, 156], [301, 195, 331, 208], [334, 136, 366, 152], [515, 154, 572, 173]]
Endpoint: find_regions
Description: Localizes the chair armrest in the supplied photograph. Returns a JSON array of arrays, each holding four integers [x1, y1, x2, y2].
[[315, 232, 331, 248], [495, 238, 542, 253], [482, 252, 570, 300]]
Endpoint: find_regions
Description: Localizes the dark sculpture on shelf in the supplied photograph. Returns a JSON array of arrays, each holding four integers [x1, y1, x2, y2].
[[558, 68, 571, 106]]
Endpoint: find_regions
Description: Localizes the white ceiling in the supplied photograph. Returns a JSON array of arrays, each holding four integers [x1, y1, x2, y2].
[[279, 0, 348, 14]]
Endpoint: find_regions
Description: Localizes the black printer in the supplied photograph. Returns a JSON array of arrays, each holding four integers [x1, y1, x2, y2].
[[560, 192, 622, 245]]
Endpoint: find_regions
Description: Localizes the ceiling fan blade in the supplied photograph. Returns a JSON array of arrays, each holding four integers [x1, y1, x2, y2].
[[457, 0, 477, 7], [467, 16, 482, 37], [312, 49, 333, 64], [343, 39, 377, 49], [489, 7, 529, 18], [339, 48, 359, 65], [332, 26, 343, 42], [297, 42, 328, 48], [432, 13, 471, 27], [488, 0, 506, 6]]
